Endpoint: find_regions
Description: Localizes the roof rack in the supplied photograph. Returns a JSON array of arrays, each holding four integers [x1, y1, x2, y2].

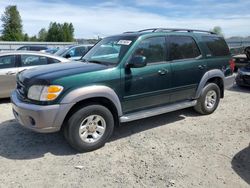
[[124, 28, 216, 34]]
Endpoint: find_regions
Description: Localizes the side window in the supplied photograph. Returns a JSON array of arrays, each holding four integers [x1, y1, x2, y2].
[[169, 36, 201, 61], [75, 47, 86, 56], [202, 36, 230, 57], [0, 55, 15, 69], [67, 48, 75, 57], [48, 58, 61, 64], [133, 37, 166, 64], [21, 55, 48, 67]]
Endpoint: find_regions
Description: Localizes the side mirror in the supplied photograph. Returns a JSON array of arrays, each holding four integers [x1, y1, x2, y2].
[[65, 53, 71, 58], [127, 55, 147, 68], [244, 46, 250, 60]]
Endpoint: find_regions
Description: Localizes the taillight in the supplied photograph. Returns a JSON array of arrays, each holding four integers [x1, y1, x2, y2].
[[229, 59, 235, 72]]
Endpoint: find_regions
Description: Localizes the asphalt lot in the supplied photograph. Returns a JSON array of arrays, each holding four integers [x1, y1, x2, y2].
[[0, 84, 249, 188]]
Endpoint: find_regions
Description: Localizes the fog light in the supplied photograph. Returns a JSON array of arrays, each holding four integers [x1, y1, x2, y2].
[[29, 117, 35, 126]]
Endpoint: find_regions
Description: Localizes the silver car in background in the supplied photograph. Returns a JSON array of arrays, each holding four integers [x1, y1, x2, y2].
[[0, 51, 70, 99]]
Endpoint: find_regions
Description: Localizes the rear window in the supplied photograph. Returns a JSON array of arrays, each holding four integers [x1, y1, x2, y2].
[[168, 36, 201, 61], [202, 36, 230, 57]]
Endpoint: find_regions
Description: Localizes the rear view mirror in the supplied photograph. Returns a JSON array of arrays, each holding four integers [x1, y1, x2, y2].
[[127, 55, 147, 68]]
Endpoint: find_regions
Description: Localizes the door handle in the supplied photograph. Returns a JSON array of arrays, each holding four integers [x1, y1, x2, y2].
[[198, 65, 206, 70], [158, 68, 168, 75], [6, 71, 16, 75]]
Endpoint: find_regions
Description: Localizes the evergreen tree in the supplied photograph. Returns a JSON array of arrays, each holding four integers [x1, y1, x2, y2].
[[1, 5, 23, 41], [23, 33, 29, 41], [38, 28, 47, 41], [211, 26, 223, 36], [46, 22, 74, 42]]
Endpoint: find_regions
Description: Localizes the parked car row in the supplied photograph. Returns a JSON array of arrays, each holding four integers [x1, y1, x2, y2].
[[0, 44, 94, 98], [16, 44, 94, 59]]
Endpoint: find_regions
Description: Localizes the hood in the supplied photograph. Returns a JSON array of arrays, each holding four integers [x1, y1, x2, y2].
[[18, 62, 109, 85]]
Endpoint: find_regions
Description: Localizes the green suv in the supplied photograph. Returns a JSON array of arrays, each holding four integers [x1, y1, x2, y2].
[[11, 28, 234, 152]]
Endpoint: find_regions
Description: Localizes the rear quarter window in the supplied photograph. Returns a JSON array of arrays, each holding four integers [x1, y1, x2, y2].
[[202, 36, 230, 57], [168, 36, 201, 61]]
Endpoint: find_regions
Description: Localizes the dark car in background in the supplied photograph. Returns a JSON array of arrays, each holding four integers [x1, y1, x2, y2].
[[233, 46, 250, 71], [236, 47, 250, 87], [16, 45, 48, 51], [55, 44, 93, 60]]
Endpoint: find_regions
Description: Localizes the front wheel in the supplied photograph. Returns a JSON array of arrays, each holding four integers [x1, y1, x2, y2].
[[64, 104, 114, 152], [194, 83, 221, 115]]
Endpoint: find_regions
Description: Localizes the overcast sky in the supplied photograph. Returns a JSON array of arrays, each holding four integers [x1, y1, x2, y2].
[[0, 0, 249, 38]]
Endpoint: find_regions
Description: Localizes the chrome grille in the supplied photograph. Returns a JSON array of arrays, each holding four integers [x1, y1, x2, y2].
[[16, 81, 27, 99]]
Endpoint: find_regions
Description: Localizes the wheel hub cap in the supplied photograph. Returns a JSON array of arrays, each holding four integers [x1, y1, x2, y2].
[[79, 115, 106, 143], [205, 90, 217, 109]]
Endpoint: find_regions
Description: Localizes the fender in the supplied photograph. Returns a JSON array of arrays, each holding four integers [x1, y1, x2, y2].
[[195, 69, 225, 99], [61, 85, 123, 116]]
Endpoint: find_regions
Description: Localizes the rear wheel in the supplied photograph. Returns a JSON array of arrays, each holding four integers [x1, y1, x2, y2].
[[194, 83, 221, 115], [64, 104, 114, 152]]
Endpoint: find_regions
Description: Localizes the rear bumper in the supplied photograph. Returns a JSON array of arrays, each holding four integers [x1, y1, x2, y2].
[[224, 74, 236, 89], [11, 91, 73, 133]]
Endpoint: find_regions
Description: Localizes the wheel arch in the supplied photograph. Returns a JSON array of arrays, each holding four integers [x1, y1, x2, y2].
[[195, 69, 225, 99], [60, 86, 122, 129]]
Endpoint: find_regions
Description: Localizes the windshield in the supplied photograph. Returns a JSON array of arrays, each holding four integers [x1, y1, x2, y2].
[[82, 36, 137, 65], [55, 47, 71, 56]]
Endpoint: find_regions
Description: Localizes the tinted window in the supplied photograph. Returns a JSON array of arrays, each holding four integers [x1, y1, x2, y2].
[[169, 36, 201, 61], [21, 55, 48, 66], [133, 37, 166, 63], [0, 55, 15, 68], [202, 36, 230, 57], [30, 46, 47, 51], [17, 46, 29, 50], [48, 58, 60, 64]]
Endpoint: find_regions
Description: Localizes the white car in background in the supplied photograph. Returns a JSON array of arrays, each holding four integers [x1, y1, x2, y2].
[[0, 51, 70, 98]]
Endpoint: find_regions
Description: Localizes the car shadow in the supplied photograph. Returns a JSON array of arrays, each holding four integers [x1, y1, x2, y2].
[[227, 84, 250, 94], [231, 146, 250, 185], [0, 108, 198, 160]]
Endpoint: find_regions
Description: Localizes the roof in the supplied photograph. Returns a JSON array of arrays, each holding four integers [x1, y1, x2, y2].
[[0, 50, 70, 62], [110, 28, 218, 38]]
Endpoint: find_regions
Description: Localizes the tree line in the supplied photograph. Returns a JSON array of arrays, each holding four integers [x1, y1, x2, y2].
[[0, 5, 75, 42]]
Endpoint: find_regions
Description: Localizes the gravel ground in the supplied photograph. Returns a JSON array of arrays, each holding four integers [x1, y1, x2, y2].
[[0, 84, 249, 188]]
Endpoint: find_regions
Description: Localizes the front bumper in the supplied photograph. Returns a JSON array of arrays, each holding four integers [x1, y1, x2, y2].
[[11, 91, 73, 133]]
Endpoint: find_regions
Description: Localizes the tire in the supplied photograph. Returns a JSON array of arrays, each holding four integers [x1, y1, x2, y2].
[[194, 83, 221, 115], [64, 104, 114, 152]]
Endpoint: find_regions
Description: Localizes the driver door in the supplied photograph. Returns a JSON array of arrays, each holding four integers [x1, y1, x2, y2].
[[121, 36, 172, 113]]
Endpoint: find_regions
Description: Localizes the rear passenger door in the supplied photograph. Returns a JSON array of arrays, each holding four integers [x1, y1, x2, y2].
[[167, 35, 207, 103], [17, 54, 49, 72], [0, 55, 18, 98]]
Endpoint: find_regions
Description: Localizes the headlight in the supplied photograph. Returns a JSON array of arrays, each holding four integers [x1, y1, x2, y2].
[[28, 85, 63, 101]]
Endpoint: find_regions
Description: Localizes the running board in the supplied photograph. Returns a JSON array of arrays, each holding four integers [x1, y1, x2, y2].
[[120, 100, 197, 123]]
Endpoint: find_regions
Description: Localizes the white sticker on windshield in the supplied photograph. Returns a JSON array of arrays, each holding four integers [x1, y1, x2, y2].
[[117, 40, 132, 45]]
